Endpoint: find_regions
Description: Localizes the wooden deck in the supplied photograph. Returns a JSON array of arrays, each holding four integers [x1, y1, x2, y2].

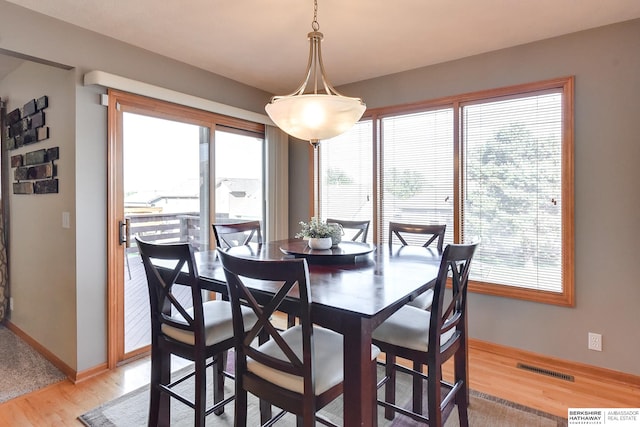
[[124, 253, 192, 354], [124, 254, 151, 352]]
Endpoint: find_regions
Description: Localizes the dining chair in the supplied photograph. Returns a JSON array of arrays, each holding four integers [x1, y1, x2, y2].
[[388, 222, 447, 310], [217, 250, 380, 427], [388, 222, 446, 251], [373, 242, 478, 427], [214, 220, 301, 329], [213, 220, 262, 248], [326, 218, 370, 243], [136, 238, 257, 427]]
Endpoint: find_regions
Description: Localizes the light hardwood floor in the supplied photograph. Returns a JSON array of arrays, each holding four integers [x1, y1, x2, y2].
[[1, 343, 638, 426]]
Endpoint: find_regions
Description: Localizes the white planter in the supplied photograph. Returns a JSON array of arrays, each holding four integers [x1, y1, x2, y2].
[[308, 237, 332, 250]]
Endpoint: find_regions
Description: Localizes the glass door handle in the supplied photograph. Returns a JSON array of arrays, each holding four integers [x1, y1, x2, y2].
[[118, 219, 131, 247]]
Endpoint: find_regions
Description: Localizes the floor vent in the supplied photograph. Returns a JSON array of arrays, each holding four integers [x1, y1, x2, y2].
[[516, 363, 575, 382]]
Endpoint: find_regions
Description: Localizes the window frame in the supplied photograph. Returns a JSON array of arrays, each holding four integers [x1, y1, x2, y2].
[[341, 76, 575, 306]]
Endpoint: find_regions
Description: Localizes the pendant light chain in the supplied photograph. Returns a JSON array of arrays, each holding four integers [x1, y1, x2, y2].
[[312, 0, 320, 31]]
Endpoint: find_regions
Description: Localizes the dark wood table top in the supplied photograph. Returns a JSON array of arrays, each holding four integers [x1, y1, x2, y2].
[[195, 239, 441, 323]]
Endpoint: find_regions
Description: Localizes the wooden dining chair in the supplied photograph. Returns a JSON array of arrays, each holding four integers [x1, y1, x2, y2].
[[373, 242, 478, 427], [388, 222, 447, 310], [214, 220, 301, 329], [213, 220, 262, 248], [217, 250, 380, 427], [136, 238, 257, 427], [326, 218, 370, 243], [388, 222, 446, 251]]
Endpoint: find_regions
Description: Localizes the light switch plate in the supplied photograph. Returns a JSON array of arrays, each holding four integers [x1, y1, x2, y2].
[[62, 211, 70, 229]]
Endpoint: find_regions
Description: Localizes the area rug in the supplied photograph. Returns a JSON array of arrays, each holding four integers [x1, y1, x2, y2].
[[0, 324, 67, 403], [79, 365, 567, 426]]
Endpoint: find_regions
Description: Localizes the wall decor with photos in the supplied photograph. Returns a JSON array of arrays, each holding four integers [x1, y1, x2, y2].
[[3, 95, 59, 194]]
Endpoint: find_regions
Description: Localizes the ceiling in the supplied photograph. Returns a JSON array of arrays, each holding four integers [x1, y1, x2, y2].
[[4, 0, 640, 94]]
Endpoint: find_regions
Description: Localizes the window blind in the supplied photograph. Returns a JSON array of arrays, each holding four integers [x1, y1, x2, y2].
[[462, 92, 563, 292], [320, 120, 373, 242], [380, 109, 454, 245]]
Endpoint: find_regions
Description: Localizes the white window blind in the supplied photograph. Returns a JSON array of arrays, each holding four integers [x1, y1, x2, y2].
[[462, 92, 563, 292], [320, 120, 373, 242], [380, 109, 454, 245]]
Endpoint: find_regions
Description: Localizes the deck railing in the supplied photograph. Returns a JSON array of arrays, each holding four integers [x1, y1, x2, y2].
[[126, 212, 202, 253]]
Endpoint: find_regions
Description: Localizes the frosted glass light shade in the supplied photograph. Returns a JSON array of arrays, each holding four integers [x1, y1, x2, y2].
[[266, 94, 366, 142]]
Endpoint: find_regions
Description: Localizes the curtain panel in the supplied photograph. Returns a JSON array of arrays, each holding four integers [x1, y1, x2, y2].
[[265, 125, 289, 241]]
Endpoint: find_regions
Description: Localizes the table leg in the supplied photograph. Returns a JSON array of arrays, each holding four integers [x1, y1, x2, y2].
[[342, 317, 376, 427]]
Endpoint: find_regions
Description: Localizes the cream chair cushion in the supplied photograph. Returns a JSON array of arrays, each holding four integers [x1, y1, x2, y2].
[[373, 305, 455, 352], [247, 325, 380, 394], [162, 300, 257, 346], [407, 288, 434, 310]]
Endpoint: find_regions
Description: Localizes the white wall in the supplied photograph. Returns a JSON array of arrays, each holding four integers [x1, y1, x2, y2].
[[0, 61, 77, 367], [74, 80, 107, 369]]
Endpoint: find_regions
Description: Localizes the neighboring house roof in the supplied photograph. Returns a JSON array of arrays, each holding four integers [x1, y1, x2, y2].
[[216, 178, 260, 198]]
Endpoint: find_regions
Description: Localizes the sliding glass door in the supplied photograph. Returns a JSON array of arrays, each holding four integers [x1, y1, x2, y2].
[[122, 112, 209, 355], [213, 127, 264, 227], [107, 90, 266, 366]]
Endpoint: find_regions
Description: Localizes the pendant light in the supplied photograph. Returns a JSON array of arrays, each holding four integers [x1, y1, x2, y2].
[[265, 0, 366, 146]]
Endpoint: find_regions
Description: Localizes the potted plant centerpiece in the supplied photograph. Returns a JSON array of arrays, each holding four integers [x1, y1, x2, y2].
[[296, 218, 342, 250]]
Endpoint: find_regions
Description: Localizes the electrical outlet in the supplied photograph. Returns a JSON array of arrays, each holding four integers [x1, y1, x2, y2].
[[588, 332, 602, 351]]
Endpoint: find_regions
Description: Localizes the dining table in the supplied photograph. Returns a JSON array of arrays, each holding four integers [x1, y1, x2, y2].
[[194, 238, 442, 426]]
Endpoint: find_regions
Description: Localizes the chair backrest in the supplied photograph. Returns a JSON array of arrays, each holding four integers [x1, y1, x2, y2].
[[136, 238, 206, 347], [388, 222, 446, 251], [217, 250, 317, 396], [326, 218, 370, 243], [429, 242, 478, 354], [213, 221, 262, 248]]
